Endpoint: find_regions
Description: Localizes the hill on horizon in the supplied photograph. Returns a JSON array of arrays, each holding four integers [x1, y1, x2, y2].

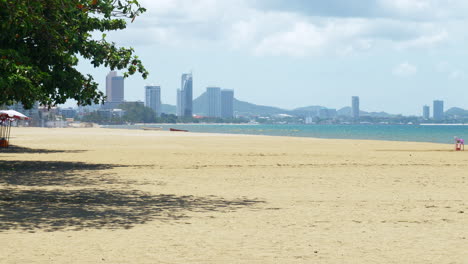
[[445, 107, 468, 117], [159, 94, 400, 118], [290, 105, 325, 116], [160, 93, 289, 116], [192, 92, 289, 116]]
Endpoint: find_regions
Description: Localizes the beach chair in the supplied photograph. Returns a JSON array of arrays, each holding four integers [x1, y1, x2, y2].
[[455, 137, 464, 151]]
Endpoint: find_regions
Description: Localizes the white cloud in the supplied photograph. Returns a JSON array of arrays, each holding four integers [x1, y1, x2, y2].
[[257, 0, 468, 20], [105, 0, 468, 57], [436, 61, 465, 80], [379, 0, 431, 17], [396, 31, 448, 49], [393, 62, 418, 76], [449, 70, 464, 80], [253, 22, 327, 56]]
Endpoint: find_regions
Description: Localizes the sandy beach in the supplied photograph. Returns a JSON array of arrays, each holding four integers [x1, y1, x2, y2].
[[0, 127, 466, 263]]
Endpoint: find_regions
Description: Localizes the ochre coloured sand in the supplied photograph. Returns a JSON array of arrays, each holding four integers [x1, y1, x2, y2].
[[0, 128, 467, 263]]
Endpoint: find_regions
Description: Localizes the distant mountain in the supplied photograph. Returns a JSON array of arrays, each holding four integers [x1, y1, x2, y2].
[[192, 92, 288, 116], [336, 106, 392, 117], [233, 98, 287, 116], [445, 107, 468, 117], [193, 92, 207, 114], [161, 104, 176, 114], [161, 95, 395, 118], [364, 111, 393, 118], [337, 107, 352, 116], [291, 106, 325, 116]]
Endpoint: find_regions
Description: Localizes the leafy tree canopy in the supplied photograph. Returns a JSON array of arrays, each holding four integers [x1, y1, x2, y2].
[[119, 102, 156, 123], [0, 0, 148, 109]]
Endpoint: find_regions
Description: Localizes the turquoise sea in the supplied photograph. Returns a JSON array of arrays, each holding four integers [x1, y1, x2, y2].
[[106, 124, 468, 144]]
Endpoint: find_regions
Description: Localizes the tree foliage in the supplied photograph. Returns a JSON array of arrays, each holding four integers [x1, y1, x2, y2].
[[120, 102, 156, 123], [0, 0, 148, 109]]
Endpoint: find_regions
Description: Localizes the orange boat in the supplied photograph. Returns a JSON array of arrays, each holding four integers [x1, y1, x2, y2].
[[170, 128, 188, 132]]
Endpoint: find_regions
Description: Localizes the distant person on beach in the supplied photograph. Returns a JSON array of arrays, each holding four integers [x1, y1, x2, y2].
[[454, 137, 464, 151]]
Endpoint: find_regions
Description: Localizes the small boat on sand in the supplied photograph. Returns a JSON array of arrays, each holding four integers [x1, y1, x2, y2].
[[170, 128, 188, 132]]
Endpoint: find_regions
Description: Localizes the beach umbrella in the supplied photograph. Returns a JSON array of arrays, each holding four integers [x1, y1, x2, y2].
[[0, 110, 30, 148]]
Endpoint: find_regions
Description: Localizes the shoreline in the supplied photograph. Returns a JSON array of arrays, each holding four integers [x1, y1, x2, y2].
[[8, 126, 457, 146], [101, 124, 463, 145]]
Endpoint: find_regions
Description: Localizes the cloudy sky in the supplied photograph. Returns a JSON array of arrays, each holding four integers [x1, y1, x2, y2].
[[77, 0, 468, 115]]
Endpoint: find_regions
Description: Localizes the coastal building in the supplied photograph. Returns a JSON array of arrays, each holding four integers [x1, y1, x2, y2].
[[352, 96, 360, 121], [221, 89, 234, 119], [206, 87, 221, 118], [145, 85, 161, 116], [177, 73, 193, 117], [105, 71, 116, 101], [176, 89, 185, 117], [97, 109, 125, 119], [60, 107, 77, 119], [103, 71, 124, 109], [423, 105, 430, 119], [106, 71, 124, 103], [433, 100, 444, 120]]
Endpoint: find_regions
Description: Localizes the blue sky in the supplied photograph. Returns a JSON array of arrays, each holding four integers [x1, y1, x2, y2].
[[76, 0, 468, 115]]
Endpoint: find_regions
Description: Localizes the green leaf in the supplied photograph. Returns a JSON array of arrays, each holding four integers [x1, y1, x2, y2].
[[0, 0, 149, 108]]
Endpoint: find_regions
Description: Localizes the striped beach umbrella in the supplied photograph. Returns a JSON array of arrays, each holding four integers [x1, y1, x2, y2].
[[0, 110, 30, 148]]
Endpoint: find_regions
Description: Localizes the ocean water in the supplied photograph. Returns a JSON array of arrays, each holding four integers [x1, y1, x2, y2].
[[106, 124, 468, 144]]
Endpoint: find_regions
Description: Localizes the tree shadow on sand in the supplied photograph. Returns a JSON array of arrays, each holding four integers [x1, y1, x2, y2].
[[0, 145, 87, 154], [0, 188, 263, 232], [0, 160, 132, 186], [0, 159, 264, 233]]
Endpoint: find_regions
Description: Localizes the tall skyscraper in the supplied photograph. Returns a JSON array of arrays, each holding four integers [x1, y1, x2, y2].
[[423, 105, 430, 119], [352, 96, 360, 120], [106, 71, 124, 103], [221, 89, 234, 119], [177, 73, 193, 117], [433, 100, 444, 120], [145, 85, 161, 116], [176, 89, 185, 117], [206, 87, 221, 118], [106, 71, 116, 100]]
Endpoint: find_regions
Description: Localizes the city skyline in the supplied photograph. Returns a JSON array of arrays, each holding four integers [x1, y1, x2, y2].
[[101, 70, 454, 118], [74, 0, 468, 116]]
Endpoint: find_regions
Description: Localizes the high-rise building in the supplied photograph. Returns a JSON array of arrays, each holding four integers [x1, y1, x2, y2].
[[145, 85, 161, 116], [106, 71, 116, 100], [111, 76, 124, 102], [106, 71, 124, 103], [176, 89, 185, 117], [177, 73, 193, 117], [221, 89, 234, 119], [206, 87, 221, 118], [352, 96, 360, 120], [423, 105, 430, 119], [433, 100, 444, 120]]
